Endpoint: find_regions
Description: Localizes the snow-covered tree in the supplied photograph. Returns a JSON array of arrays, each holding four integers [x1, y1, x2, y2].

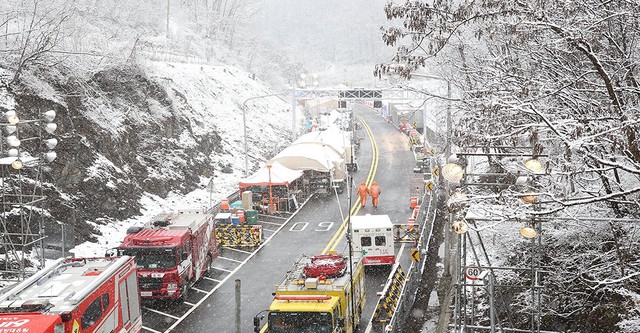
[[378, 0, 640, 331]]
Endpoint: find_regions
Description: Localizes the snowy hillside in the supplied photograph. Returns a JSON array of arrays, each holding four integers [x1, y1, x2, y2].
[[70, 60, 297, 257], [1, 59, 295, 260]]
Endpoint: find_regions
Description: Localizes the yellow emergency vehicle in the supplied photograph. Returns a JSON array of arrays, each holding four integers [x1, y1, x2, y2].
[[254, 253, 365, 333]]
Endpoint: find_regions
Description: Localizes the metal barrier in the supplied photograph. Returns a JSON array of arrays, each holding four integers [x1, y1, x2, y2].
[[393, 224, 420, 243], [369, 176, 440, 332], [215, 224, 262, 247], [372, 265, 407, 327]]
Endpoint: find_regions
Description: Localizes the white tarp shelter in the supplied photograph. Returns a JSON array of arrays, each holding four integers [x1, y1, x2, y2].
[[269, 143, 343, 173], [292, 126, 347, 157], [239, 162, 304, 189]]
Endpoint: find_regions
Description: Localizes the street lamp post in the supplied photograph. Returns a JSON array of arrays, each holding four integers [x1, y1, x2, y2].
[[292, 73, 320, 140], [242, 103, 248, 177], [267, 164, 273, 214], [241, 93, 286, 177]]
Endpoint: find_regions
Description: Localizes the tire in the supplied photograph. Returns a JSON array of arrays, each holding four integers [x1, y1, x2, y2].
[[178, 280, 190, 302], [205, 255, 212, 276]]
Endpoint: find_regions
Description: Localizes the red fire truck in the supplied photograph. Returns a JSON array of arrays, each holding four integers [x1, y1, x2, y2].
[[0, 256, 142, 333], [116, 210, 218, 300]]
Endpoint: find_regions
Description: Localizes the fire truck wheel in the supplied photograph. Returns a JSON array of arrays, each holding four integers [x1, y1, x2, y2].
[[179, 280, 190, 302], [205, 254, 212, 275]]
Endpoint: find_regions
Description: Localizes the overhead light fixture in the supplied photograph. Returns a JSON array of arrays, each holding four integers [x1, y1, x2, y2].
[[44, 138, 58, 150], [452, 220, 469, 234], [5, 110, 19, 124], [448, 191, 469, 208], [44, 151, 57, 162], [6, 135, 20, 147], [4, 125, 16, 134], [520, 226, 537, 239], [521, 190, 538, 204], [11, 159, 23, 170], [43, 110, 56, 122], [45, 123, 57, 134], [442, 163, 464, 182], [524, 159, 542, 172], [515, 176, 530, 186], [8, 148, 18, 157]]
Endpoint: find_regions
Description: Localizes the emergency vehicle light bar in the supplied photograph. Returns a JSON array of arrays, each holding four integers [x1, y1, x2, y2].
[[131, 236, 173, 245], [274, 295, 332, 302]]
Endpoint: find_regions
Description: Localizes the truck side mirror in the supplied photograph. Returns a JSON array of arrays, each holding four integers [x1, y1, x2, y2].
[[105, 248, 119, 257], [253, 316, 261, 332]]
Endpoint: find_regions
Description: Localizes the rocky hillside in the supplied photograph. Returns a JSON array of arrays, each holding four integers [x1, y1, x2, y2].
[[0, 59, 292, 246]]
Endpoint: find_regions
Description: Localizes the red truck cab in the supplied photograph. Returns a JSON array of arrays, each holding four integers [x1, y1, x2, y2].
[[116, 210, 217, 300], [0, 256, 142, 333]]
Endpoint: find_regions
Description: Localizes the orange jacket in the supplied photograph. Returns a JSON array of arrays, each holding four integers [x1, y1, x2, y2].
[[369, 182, 381, 198], [357, 182, 369, 197]]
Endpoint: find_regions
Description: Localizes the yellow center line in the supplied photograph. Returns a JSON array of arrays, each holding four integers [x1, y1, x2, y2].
[[322, 114, 379, 254]]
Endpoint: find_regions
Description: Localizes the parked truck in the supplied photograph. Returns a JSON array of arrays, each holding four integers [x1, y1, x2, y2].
[[254, 253, 365, 333], [114, 209, 218, 300], [0, 256, 142, 333]]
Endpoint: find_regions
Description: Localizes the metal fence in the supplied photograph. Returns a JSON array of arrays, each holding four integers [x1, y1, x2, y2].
[[369, 174, 440, 332]]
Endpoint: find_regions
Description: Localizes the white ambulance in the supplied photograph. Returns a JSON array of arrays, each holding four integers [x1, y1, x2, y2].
[[351, 214, 395, 265]]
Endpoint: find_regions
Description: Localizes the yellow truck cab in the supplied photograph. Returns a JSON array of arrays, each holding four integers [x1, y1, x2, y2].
[[255, 253, 365, 333]]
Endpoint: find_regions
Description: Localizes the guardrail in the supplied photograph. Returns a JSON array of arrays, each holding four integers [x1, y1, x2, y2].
[[369, 171, 440, 333]]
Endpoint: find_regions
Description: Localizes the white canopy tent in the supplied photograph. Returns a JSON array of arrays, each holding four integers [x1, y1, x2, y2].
[[238, 162, 304, 189], [268, 143, 343, 173], [293, 127, 346, 157]]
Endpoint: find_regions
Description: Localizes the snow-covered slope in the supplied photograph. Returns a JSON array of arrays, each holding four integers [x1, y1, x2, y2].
[[1, 59, 296, 259]]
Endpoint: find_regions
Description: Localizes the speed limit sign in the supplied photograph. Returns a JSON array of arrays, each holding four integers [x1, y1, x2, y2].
[[465, 264, 481, 280]]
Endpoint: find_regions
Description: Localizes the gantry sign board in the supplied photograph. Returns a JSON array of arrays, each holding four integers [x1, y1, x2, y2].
[[338, 89, 383, 99], [293, 88, 426, 101]]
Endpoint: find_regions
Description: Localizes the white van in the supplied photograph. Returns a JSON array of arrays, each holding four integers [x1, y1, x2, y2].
[[351, 214, 395, 266]]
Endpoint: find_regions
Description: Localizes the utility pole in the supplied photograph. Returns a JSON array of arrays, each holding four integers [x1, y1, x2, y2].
[[242, 92, 287, 177], [166, 0, 170, 39]]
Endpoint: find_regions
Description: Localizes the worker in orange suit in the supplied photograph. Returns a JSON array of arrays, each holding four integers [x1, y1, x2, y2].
[[369, 181, 381, 208], [357, 181, 369, 207]]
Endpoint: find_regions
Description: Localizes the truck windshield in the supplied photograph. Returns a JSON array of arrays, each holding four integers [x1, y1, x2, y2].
[[122, 247, 176, 269], [268, 312, 332, 333]]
